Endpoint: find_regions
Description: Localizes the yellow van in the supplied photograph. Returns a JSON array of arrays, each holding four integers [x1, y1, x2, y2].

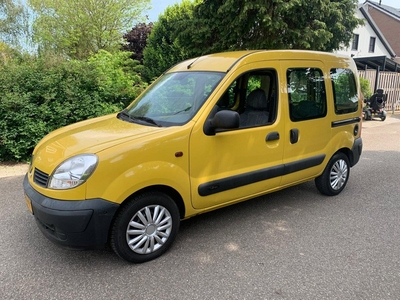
[[23, 50, 363, 263]]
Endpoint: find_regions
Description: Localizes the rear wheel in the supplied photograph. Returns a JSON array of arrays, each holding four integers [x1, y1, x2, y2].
[[315, 152, 350, 196], [110, 192, 180, 263], [366, 111, 372, 120]]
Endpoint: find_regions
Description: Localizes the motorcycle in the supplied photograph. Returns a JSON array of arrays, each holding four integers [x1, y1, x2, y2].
[[363, 88, 387, 121]]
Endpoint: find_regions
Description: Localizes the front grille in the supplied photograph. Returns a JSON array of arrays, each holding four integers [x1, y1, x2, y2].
[[34, 168, 49, 187]]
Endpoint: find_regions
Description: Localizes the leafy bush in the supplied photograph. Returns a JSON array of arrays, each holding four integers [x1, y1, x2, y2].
[[359, 77, 372, 100], [0, 52, 147, 162]]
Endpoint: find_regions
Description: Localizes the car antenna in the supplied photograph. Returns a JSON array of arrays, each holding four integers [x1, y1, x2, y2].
[[187, 56, 202, 69]]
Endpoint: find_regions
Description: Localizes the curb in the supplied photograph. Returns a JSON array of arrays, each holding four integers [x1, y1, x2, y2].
[[0, 163, 29, 178]]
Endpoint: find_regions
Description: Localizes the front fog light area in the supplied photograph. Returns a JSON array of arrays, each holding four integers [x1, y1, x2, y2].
[[48, 154, 98, 189]]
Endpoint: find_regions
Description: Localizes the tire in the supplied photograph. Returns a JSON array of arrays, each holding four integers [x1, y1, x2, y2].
[[315, 152, 350, 196], [110, 192, 180, 263], [381, 116, 386, 121]]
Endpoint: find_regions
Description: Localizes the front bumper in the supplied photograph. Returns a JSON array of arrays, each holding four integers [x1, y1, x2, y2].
[[23, 175, 119, 249]]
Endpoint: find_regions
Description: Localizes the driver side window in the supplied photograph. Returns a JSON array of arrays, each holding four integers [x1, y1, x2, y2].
[[215, 69, 278, 128]]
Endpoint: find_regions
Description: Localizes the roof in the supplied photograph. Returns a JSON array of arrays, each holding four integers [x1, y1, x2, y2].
[[168, 50, 355, 73], [353, 55, 400, 72], [169, 51, 260, 73], [367, 1, 400, 17]]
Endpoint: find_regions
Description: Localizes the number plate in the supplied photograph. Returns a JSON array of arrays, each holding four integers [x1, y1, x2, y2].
[[24, 194, 33, 214]]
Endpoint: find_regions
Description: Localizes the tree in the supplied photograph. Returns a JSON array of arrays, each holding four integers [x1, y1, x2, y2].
[[143, 0, 199, 81], [123, 22, 154, 63], [29, 0, 151, 59], [179, 0, 362, 53], [0, 0, 28, 47], [0, 42, 14, 63], [143, 0, 362, 80]]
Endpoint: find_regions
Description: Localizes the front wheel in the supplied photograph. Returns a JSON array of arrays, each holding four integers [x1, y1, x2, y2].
[[315, 152, 350, 196], [110, 192, 180, 263]]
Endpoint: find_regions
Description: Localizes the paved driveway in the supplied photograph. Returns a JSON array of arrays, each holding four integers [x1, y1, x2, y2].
[[1, 113, 399, 300]]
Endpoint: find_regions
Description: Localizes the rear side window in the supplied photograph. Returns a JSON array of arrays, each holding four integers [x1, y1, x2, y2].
[[330, 68, 358, 114], [287, 68, 327, 122]]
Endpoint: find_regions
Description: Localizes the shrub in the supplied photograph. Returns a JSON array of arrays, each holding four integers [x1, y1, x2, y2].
[[0, 52, 147, 162], [359, 77, 373, 100]]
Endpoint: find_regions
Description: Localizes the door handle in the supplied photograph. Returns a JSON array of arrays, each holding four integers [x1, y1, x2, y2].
[[290, 129, 299, 144], [266, 132, 280, 141]]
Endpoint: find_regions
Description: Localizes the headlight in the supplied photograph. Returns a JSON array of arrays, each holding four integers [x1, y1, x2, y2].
[[48, 154, 98, 189]]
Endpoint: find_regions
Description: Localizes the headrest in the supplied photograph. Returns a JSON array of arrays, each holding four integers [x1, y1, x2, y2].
[[247, 89, 268, 110]]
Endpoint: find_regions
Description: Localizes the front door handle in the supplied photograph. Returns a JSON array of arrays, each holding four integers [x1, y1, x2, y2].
[[266, 132, 280, 141]]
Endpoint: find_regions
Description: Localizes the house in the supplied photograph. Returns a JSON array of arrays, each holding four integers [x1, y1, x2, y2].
[[336, 1, 400, 112], [337, 1, 400, 70]]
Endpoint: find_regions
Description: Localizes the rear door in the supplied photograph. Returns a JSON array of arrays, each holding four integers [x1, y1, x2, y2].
[[279, 61, 331, 186]]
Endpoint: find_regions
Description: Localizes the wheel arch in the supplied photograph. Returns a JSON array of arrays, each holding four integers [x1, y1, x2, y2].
[[336, 140, 362, 167], [107, 185, 186, 247], [337, 147, 353, 165], [116, 185, 186, 219]]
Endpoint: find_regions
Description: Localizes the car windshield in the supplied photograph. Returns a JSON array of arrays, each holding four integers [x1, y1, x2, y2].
[[120, 71, 225, 127]]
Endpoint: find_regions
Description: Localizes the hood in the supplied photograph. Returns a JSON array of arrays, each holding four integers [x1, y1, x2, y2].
[[33, 114, 165, 172]]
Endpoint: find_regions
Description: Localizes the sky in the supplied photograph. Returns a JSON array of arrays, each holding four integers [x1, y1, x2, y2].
[[145, 0, 399, 23], [145, 0, 181, 22], [372, 0, 400, 8]]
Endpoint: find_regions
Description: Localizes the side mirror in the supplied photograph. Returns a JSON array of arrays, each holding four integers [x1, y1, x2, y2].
[[203, 110, 240, 136]]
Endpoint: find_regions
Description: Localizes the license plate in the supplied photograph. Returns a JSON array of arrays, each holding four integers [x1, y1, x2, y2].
[[25, 194, 33, 214]]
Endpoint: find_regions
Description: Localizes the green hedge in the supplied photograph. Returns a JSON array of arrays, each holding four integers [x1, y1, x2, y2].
[[0, 51, 147, 162]]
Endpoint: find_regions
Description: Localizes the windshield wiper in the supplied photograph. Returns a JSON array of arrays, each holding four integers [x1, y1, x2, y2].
[[131, 115, 161, 127], [117, 110, 133, 121], [117, 110, 161, 127]]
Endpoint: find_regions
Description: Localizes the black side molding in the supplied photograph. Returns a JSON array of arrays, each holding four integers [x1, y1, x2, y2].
[[331, 117, 361, 127], [198, 154, 325, 196]]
